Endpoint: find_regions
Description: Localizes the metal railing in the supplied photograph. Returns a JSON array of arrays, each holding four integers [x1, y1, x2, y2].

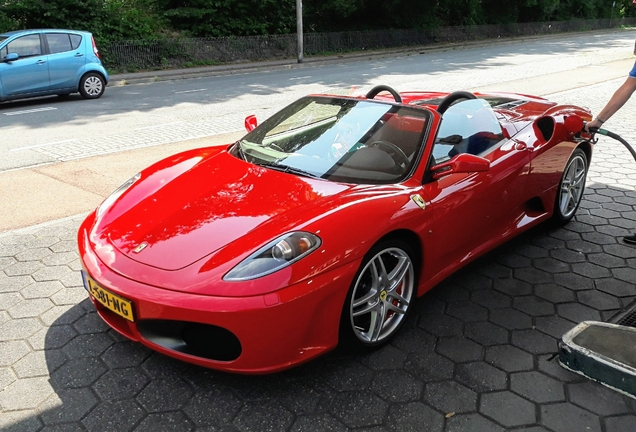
[[102, 18, 636, 72]]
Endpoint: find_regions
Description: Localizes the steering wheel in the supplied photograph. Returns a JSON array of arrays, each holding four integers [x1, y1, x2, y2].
[[437, 91, 477, 114], [366, 85, 402, 103], [369, 140, 410, 171]]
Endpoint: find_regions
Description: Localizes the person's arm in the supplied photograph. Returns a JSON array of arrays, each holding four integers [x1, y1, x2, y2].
[[586, 76, 636, 131]]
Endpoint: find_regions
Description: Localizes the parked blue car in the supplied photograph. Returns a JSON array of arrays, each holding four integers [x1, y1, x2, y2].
[[0, 29, 109, 103]]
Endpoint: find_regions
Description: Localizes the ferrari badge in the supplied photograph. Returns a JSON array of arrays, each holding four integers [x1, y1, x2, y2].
[[133, 242, 148, 253], [410, 194, 426, 210]]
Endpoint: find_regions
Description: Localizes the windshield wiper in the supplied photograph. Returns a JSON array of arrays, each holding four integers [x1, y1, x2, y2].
[[258, 162, 321, 179]]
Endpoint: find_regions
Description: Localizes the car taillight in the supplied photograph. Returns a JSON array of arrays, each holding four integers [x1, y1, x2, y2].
[[92, 36, 100, 59]]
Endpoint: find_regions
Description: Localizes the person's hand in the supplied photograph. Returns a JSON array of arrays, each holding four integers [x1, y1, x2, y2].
[[585, 118, 603, 132]]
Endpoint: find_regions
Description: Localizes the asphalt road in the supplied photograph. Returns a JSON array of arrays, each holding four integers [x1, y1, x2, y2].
[[1, 29, 636, 173]]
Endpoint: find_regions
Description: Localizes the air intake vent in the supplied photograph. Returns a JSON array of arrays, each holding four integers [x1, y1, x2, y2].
[[494, 100, 527, 109], [138, 319, 242, 362]]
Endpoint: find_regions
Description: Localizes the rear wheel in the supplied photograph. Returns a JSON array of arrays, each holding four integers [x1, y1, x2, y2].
[[339, 239, 416, 351], [79, 72, 105, 99], [552, 148, 588, 225]]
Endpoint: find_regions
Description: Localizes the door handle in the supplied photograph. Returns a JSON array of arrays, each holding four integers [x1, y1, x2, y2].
[[36, 59, 46, 65], [514, 141, 527, 151], [75, 53, 84, 57]]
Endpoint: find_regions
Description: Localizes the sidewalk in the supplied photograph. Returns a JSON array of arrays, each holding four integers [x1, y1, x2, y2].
[[0, 131, 242, 233]]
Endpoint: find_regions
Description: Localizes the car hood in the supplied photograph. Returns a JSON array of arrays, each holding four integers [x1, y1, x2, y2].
[[94, 147, 352, 271]]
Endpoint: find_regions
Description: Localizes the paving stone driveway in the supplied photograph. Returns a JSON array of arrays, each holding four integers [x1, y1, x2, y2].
[[1, 80, 636, 432]]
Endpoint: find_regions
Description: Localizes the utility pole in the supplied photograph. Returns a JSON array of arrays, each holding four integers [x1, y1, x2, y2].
[[297, 0, 303, 63]]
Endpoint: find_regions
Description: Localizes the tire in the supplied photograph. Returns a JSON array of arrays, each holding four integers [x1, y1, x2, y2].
[[339, 239, 416, 351], [552, 148, 588, 225], [79, 72, 105, 99]]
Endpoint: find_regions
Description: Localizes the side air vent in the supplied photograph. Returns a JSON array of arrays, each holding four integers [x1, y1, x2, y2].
[[494, 100, 528, 109], [535, 117, 555, 142], [524, 197, 546, 215]]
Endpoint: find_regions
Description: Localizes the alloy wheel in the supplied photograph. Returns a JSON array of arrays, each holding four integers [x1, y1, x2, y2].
[[558, 153, 586, 219], [349, 247, 414, 344]]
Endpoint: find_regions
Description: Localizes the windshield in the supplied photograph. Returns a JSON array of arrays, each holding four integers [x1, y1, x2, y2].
[[235, 96, 431, 184], [432, 98, 504, 164]]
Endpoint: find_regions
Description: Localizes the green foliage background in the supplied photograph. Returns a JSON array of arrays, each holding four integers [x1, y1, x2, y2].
[[1, 0, 635, 41]]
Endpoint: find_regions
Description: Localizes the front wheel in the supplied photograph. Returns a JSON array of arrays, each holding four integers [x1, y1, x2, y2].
[[339, 239, 416, 351], [552, 148, 588, 225], [79, 73, 105, 99]]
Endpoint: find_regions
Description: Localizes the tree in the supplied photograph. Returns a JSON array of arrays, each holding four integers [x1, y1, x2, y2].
[[0, 10, 19, 33], [0, 0, 165, 40], [156, 0, 296, 37]]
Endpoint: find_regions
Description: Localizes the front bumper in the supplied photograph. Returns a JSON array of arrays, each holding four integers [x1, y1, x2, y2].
[[79, 228, 358, 374]]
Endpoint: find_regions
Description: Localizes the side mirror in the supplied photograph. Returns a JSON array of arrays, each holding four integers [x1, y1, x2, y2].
[[431, 153, 490, 180], [244, 115, 257, 132], [3, 53, 18, 62]]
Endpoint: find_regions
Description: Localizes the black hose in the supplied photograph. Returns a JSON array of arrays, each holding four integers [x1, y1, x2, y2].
[[587, 127, 636, 163]]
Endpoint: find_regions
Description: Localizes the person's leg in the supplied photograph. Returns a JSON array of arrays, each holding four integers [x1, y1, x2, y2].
[[624, 233, 636, 245]]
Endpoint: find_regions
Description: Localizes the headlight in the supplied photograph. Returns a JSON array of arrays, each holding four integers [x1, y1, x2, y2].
[[97, 172, 141, 217], [224, 232, 321, 281]]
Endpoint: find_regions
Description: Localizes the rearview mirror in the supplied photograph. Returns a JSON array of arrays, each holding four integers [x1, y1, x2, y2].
[[244, 115, 257, 132], [431, 153, 490, 180]]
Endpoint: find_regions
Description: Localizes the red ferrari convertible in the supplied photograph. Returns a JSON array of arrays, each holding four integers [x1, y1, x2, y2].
[[78, 85, 593, 373]]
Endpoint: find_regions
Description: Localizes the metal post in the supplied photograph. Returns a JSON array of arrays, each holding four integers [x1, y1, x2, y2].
[[296, 0, 303, 63]]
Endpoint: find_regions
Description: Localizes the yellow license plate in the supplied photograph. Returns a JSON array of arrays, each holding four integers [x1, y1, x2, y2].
[[83, 273, 135, 322]]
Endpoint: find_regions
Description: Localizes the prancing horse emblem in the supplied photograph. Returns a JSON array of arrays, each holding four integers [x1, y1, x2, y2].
[[133, 242, 148, 253], [410, 194, 426, 210]]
